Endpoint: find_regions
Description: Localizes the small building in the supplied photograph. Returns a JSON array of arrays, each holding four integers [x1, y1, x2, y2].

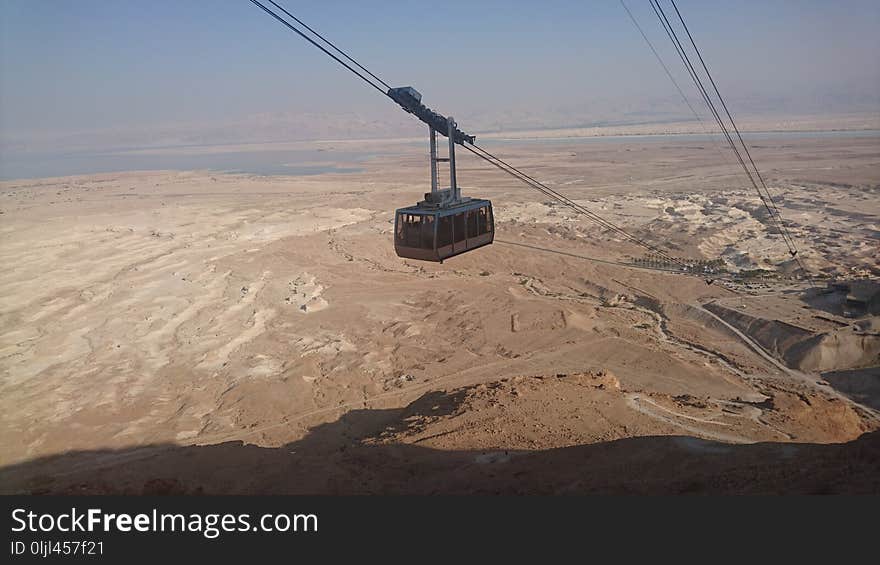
[[845, 280, 880, 315]]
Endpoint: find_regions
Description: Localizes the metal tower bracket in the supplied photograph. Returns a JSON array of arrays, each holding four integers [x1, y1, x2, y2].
[[388, 86, 475, 145]]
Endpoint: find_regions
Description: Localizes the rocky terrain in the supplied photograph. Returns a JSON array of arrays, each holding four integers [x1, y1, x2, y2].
[[1, 132, 877, 494]]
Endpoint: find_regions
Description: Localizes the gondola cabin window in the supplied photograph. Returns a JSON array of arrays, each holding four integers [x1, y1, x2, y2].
[[421, 214, 435, 249], [438, 215, 453, 247], [397, 213, 435, 249], [477, 206, 492, 234]]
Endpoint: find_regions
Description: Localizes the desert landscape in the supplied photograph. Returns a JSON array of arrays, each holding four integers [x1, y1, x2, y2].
[[0, 130, 878, 494]]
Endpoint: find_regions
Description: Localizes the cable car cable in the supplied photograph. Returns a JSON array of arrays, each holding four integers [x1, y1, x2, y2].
[[649, 0, 767, 209], [654, 0, 789, 251], [619, 0, 733, 167], [464, 144, 651, 247], [264, 0, 391, 90], [667, 0, 813, 285], [464, 143, 663, 250], [648, 0, 787, 250], [248, 0, 390, 97], [669, 0, 792, 237], [650, 1, 808, 273], [651, 0, 813, 286], [463, 143, 692, 269]]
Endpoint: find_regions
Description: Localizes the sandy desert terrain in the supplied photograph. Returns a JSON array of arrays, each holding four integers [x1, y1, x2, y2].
[[0, 132, 878, 494]]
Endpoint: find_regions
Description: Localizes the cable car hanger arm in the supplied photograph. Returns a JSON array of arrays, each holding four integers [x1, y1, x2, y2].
[[386, 87, 475, 145]]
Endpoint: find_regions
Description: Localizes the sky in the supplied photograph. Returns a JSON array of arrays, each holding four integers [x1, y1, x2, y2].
[[1, 0, 879, 150]]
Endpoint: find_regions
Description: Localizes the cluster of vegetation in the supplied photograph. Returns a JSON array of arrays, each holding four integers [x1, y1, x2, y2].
[[735, 268, 778, 280], [630, 255, 727, 274]]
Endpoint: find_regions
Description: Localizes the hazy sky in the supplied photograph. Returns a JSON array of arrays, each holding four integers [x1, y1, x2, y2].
[[2, 0, 879, 144]]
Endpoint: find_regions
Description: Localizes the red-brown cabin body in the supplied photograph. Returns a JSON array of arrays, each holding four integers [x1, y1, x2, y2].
[[394, 198, 494, 262]]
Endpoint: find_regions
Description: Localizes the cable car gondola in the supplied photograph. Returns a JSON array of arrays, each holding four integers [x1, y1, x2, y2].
[[395, 196, 494, 262], [389, 87, 493, 262]]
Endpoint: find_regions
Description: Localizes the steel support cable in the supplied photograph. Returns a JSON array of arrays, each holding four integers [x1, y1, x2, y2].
[[463, 145, 621, 235], [463, 143, 692, 269], [467, 142, 730, 284], [619, 0, 733, 167], [248, 0, 391, 97], [649, 0, 800, 257], [650, 0, 794, 254], [660, 1, 812, 286], [466, 144, 664, 254], [649, 0, 762, 195], [649, 0, 757, 186], [668, 0, 803, 258], [464, 144, 659, 248], [495, 239, 743, 295], [266, 0, 391, 90], [647, 0, 793, 254]]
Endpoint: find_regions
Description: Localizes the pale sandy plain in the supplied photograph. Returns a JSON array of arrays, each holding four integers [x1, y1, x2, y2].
[[1, 131, 878, 494]]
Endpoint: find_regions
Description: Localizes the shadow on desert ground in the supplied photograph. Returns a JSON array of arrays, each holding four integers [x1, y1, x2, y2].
[[2, 388, 878, 495]]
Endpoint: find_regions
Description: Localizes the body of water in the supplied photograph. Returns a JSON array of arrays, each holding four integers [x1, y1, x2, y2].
[[480, 128, 880, 145], [0, 146, 372, 180], [2, 129, 877, 180]]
